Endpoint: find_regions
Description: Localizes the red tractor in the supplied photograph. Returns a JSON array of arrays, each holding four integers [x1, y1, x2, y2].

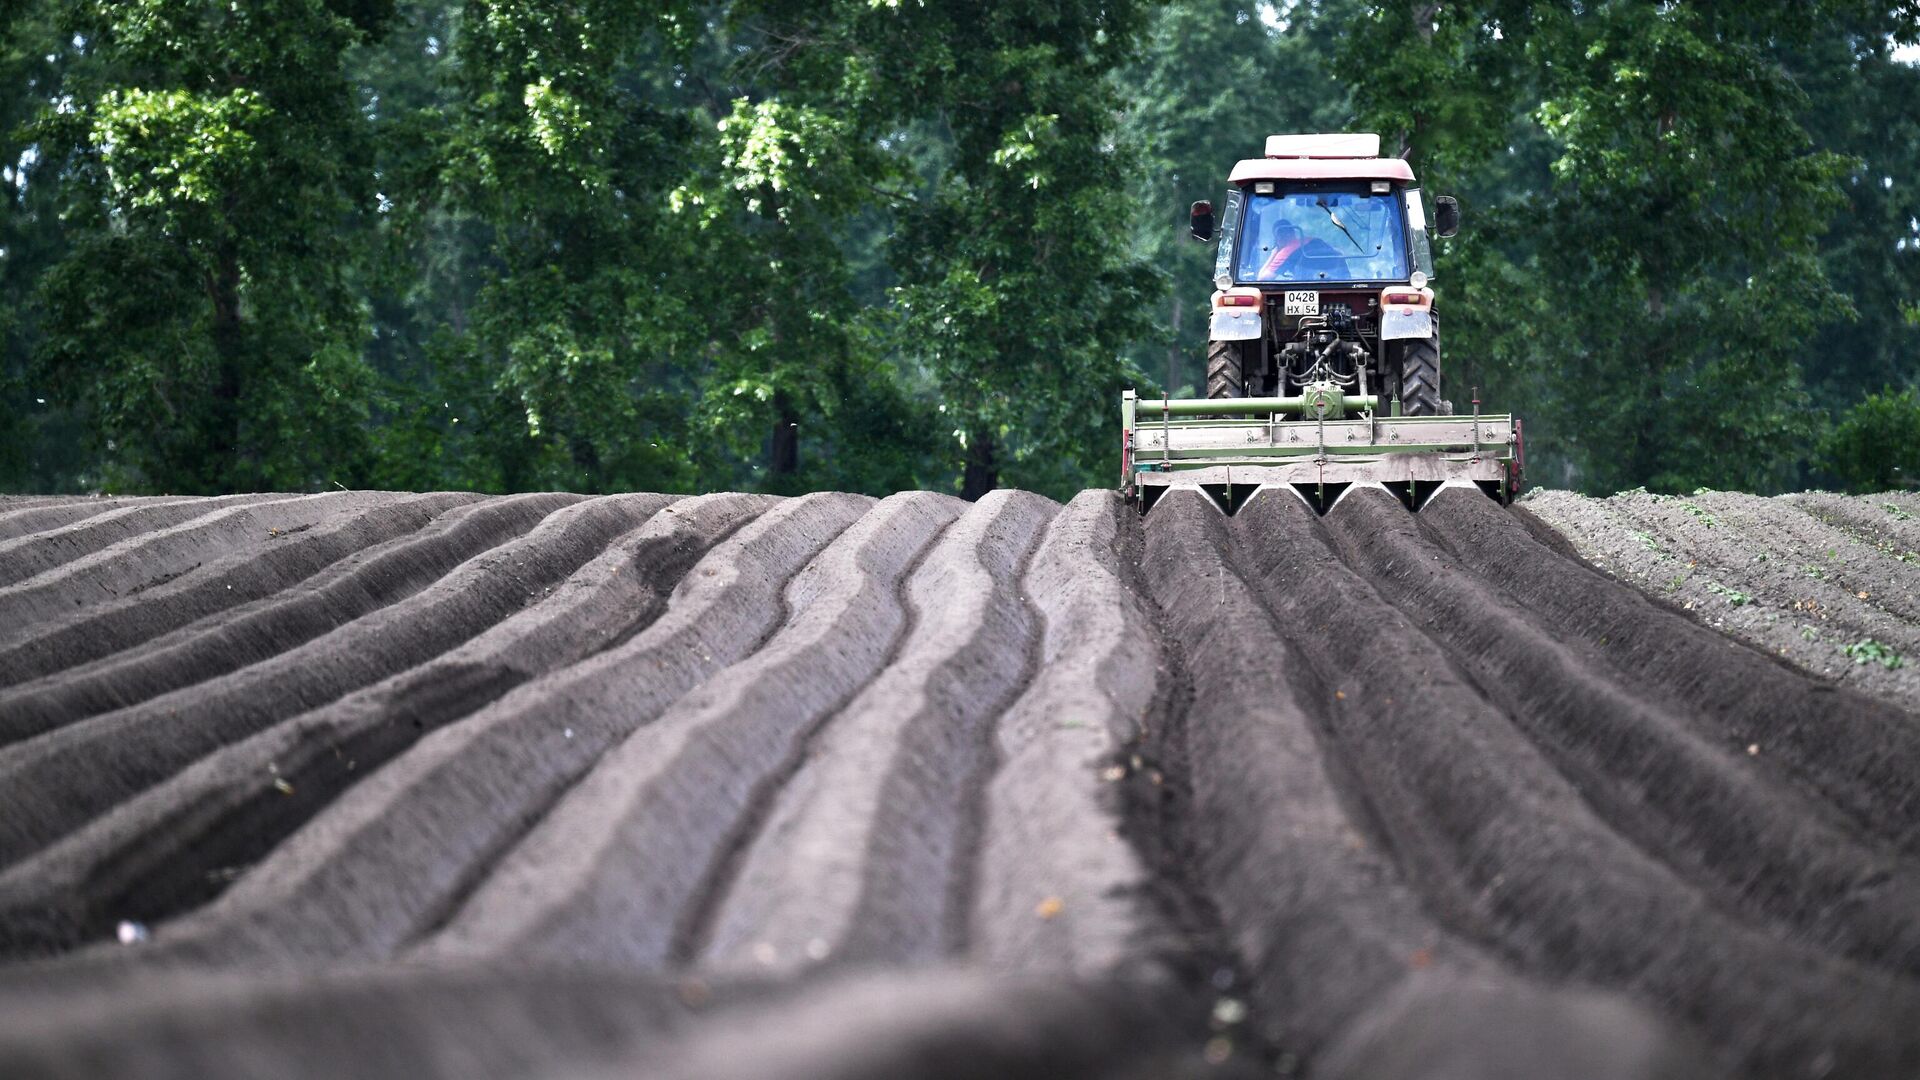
[[1120, 133, 1518, 514], [1190, 132, 1458, 415]]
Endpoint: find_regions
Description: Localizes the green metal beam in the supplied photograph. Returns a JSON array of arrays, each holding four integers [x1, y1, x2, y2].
[[1135, 442, 1514, 463], [1140, 394, 1382, 417]]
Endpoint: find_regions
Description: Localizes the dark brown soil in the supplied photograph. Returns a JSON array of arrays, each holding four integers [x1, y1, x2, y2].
[[3, 486, 1916, 1079]]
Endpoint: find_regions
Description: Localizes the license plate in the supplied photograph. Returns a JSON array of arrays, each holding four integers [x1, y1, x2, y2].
[[1284, 291, 1319, 316]]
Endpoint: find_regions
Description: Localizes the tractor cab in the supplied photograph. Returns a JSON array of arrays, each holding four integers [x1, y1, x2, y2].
[[1188, 133, 1458, 412]]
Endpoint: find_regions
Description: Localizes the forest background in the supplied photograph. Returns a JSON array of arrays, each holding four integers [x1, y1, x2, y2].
[[1, 0, 1916, 501]]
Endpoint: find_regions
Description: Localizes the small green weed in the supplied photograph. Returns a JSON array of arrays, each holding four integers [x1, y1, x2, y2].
[[1884, 503, 1914, 522], [1703, 581, 1752, 607], [1803, 564, 1827, 580], [1799, 624, 1820, 642], [1680, 503, 1719, 527], [1631, 530, 1660, 552], [1666, 573, 1688, 591], [1841, 639, 1906, 670]]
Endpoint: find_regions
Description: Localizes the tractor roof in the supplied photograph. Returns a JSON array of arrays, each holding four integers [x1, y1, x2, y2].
[[1229, 131, 1416, 185]]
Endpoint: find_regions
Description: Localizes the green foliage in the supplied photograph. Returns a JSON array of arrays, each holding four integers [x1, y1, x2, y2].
[[1702, 580, 1752, 606], [18, 0, 392, 491], [1786, 5, 1920, 410], [1818, 387, 1920, 493], [1114, 0, 1360, 396], [725, 0, 1163, 497], [1346, 1, 1871, 494], [1842, 637, 1906, 669]]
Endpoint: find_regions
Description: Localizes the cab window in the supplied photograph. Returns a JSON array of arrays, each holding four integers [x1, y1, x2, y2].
[[1237, 188, 1410, 284]]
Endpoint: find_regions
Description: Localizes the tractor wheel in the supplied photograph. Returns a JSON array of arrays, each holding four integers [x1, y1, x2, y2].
[[1206, 340, 1245, 399], [1397, 336, 1442, 417]]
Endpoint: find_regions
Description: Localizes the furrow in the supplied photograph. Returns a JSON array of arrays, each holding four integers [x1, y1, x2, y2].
[[0, 492, 575, 744], [968, 490, 1167, 978], [1764, 491, 1920, 608], [1546, 489, 1920, 704], [0, 492, 391, 623], [0, 962, 1174, 1080], [0, 491, 480, 688], [0, 493, 764, 960], [1138, 489, 1486, 1058], [1789, 491, 1920, 557], [1882, 490, 1920, 519], [1232, 488, 1920, 1077], [1325, 486, 1920, 979], [0, 962, 720, 1080], [1429, 491, 1920, 854], [0, 492, 659, 866], [0, 493, 280, 589], [1312, 973, 1714, 1080], [0, 495, 91, 512], [1141, 490, 1708, 1078], [53, 492, 868, 969], [692, 490, 1058, 975], [1681, 490, 1920, 624], [637, 969, 1187, 1080], [418, 491, 962, 971], [0, 497, 192, 544]]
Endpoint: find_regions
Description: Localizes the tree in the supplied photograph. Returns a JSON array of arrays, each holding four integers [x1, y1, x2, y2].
[[1819, 386, 1920, 492], [1347, 2, 1859, 493], [734, 0, 1165, 497], [0, 1, 88, 489], [1787, 6, 1920, 412], [26, 0, 397, 492], [1116, 1, 1360, 397]]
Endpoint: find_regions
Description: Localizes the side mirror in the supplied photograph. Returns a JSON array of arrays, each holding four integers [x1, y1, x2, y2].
[[1433, 195, 1460, 238], [1189, 200, 1214, 242]]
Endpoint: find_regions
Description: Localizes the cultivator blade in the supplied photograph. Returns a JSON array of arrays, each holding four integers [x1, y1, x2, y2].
[[1121, 389, 1521, 515]]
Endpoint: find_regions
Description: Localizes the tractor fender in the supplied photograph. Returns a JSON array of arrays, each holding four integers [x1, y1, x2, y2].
[[1380, 309, 1433, 340], [1209, 309, 1263, 342], [1379, 284, 1435, 341], [1209, 286, 1264, 341]]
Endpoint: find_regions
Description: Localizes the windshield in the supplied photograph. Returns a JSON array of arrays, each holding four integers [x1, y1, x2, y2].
[[1236, 188, 1409, 284]]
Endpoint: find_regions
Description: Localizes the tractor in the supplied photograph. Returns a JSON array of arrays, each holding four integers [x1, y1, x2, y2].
[[1121, 133, 1521, 514]]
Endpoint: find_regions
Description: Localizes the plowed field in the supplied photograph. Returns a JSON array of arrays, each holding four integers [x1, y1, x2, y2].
[[1, 486, 1916, 1079], [1527, 489, 1920, 714]]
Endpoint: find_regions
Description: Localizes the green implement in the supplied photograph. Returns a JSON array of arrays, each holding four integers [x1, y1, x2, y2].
[[1121, 388, 1523, 515]]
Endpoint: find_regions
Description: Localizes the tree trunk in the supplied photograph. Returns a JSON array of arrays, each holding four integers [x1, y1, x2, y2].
[[769, 391, 799, 477], [961, 431, 997, 500], [208, 235, 245, 492], [1398, 3, 1442, 163], [1167, 295, 1183, 393]]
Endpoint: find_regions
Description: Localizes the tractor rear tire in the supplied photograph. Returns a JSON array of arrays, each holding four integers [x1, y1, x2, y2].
[[1397, 336, 1442, 417], [1206, 340, 1245, 399]]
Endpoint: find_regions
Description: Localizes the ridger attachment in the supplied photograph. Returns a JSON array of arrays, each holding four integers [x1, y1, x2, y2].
[[1121, 388, 1520, 516]]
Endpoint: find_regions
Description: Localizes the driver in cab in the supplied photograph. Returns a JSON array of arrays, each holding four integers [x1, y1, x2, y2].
[[1257, 218, 1308, 279], [1252, 216, 1341, 281]]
